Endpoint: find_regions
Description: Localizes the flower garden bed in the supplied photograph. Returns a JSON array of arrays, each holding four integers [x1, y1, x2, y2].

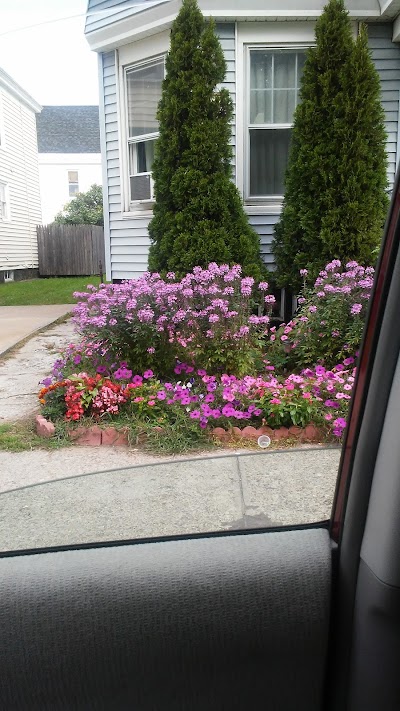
[[36, 261, 371, 454]]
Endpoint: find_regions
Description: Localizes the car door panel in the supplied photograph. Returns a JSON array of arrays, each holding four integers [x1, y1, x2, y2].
[[0, 528, 331, 710]]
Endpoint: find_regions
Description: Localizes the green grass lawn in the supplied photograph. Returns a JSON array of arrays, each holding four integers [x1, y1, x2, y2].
[[0, 276, 102, 306]]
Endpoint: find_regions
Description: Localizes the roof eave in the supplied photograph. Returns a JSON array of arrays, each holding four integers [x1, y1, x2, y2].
[[85, 0, 383, 53], [0, 67, 42, 113]]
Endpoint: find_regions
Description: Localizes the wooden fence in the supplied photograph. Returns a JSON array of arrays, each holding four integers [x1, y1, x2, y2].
[[37, 225, 105, 276]]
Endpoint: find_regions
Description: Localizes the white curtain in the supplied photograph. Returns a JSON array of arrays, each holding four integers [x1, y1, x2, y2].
[[249, 50, 305, 196]]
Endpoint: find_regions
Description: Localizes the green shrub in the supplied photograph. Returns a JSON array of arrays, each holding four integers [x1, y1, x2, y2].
[[268, 260, 373, 370], [54, 184, 103, 226], [273, 0, 388, 292], [148, 0, 264, 280]]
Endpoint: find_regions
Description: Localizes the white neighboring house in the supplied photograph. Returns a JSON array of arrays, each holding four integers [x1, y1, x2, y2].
[[0, 67, 42, 283], [36, 106, 102, 225]]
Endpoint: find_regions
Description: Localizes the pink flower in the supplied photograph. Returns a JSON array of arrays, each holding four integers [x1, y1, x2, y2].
[[148, 400, 155, 406], [281, 335, 288, 341], [270, 398, 281, 405], [343, 357, 355, 366], [324, 413, 333, 421], [157, 391, 166, 400], [143, 369, 154, 379]]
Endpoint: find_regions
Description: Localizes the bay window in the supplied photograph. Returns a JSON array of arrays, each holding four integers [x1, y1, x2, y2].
[[247, 48, 305, 200], [125, 57, 165, 203]]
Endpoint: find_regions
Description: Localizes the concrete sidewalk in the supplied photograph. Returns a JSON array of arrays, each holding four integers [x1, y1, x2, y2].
[[0, 447, 341, 552], [0, 319, 75, 421], [0, 305, 72, 356]]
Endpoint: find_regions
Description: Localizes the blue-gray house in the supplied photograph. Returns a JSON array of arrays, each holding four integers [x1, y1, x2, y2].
[[85, 0, 400, 282]]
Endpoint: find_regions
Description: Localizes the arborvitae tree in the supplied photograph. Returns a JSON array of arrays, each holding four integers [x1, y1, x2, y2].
[[273, 0, 388, 292], [148, 0, 264, 280]]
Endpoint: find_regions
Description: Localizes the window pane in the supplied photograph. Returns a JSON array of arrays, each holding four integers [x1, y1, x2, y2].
[[273, 89, 296, 123], [297, 52, 307, 80], [249, 128, 291, 195], [249, 50, 305, 126], [126, 61, 164, 138], [68, 171, 79, 196], [129, 140, 155, 176], [250, 89, 272, 124], [274, 52, 296, 88], [250, 52, 272, 123], [250, 52, 272, 89], [137, 140, 155, 173]]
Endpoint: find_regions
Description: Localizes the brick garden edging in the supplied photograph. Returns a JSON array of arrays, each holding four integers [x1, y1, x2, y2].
[[35, 415, 129, 446], [36, 415, 322, 447], [35, 414, 55, 438], [211, 424, 322, 443]]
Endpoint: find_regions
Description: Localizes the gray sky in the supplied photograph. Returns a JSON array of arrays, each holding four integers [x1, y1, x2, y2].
[[0, 0, 99, 106]]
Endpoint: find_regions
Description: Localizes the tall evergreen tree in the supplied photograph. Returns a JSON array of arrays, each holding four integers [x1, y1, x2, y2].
[[273, 0, 388, 292], [148, 0, 264, 279]]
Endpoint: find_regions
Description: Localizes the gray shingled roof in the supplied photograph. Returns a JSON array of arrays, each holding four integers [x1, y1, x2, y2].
[[36, 106, 100, 153]]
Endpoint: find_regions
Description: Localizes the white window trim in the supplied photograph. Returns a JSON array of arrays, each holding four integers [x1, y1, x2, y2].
[[125, 54, 164, 205], [236, 22, 317, 209], [0, 181, 10, 222], [245, 45, 309, 203], [117, 33, 170, 217]]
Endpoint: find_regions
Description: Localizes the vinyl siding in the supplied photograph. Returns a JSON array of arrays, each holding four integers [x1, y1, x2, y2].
[[85, 0, 168, 35], [101, 50, 151, 280], [368, 22, 400, 188], [216, 23, 236, 178], [0, 90, 41, 271], [249, 213, 279, 269]]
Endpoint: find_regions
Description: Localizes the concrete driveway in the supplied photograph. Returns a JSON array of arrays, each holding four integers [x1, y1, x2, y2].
[[0, 305, 72, 355], [0, 447, 341, 552]]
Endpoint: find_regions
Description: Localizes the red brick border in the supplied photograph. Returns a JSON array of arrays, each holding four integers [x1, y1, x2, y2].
[[211, 423, 322, 443], [36, 416, 322, 447], [35, 416, 129, 447]]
